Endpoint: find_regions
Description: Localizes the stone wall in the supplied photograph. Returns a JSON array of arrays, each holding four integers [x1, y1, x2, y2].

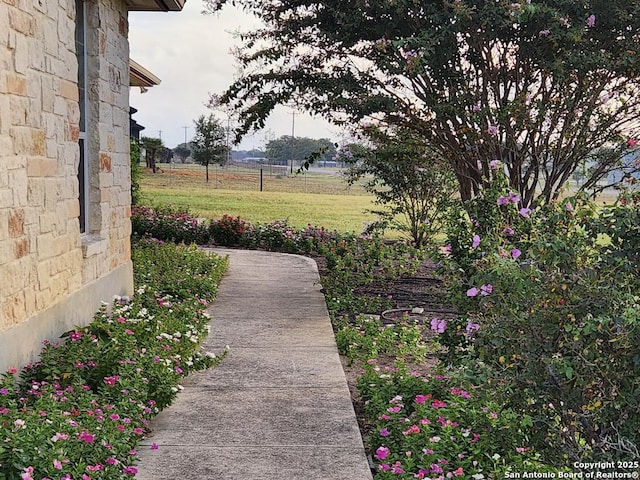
[[0, 0, 134, 371]]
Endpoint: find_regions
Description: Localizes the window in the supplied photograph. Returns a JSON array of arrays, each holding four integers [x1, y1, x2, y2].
[[75, 0, 89, 233]]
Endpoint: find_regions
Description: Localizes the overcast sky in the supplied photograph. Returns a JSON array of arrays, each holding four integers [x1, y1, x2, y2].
[[128, 0, 339, 150]]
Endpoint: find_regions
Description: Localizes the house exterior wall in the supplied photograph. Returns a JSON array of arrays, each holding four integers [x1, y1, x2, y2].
[[0, 0, 134, 371]]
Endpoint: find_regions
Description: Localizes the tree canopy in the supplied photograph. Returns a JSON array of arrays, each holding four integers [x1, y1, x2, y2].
[[265, 136, 336, 166], [205, 0, 640, 206]]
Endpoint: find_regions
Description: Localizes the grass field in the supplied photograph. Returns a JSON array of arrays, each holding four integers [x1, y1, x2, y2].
[[139, 162, 626, 234], [140, 163, 379, 233]]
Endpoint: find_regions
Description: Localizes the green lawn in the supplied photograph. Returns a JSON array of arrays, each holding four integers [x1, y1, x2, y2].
[[140, 166, 378, 233]]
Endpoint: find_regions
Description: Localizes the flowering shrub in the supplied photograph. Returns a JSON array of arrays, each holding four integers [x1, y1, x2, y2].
[[208, 214, 255, 247], [0, 241, 228, 479], [439, 174, 640, 463], [132, 206, 347, 255], [131, 205, 209, 245], [358, 361, 563, 478]]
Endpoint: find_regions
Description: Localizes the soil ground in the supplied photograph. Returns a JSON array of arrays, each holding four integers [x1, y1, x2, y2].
[[317, 257, 458, 448]]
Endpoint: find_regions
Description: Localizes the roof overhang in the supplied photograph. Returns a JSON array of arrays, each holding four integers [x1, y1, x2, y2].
[[129, 59, 161, 88], [126, 0, 186, 12]]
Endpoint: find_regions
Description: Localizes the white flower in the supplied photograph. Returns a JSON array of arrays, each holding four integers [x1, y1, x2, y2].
[[492, 453, 501, 460]]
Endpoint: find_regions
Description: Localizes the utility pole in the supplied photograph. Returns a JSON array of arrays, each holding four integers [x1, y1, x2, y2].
[[290, 110, 295, 174]]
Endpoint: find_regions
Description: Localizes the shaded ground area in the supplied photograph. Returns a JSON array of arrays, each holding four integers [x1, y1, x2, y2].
[[317, 257, 458, 448]]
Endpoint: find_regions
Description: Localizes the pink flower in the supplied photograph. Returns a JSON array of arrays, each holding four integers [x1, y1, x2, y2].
[[103, 375, 119, 387], [379, 464, 390, 471], [392, 461, 405, 474], [487, 125, 498, 136], [402, 424, 420, 435], [489, 159, 500, 170], [453, 467, 465, 476], [123, 466, 138, 476], [586, 14, 596, 27], [519, 207, 532, 217], [124, 329, 135, 335], [69, 331, 83, 342], [375, 446, 391, 460], [415, 394, 428, 404], [380, 428, 390, 437], [151, 443, 159, 450], [511, 248, 521, 259], [87, 464, 104, 472], [432, 399, 447, 409], [628, 138, 638, 148], [539, 29, 550, 37], [466, 321, 480, 334], [78, 431, 95, 443], [503, 226, 514, 236], [480, 284, 493, 296], [21, 467, 34, 480], [466, 287, 479, 297], [117, 316, 126, 323], [443, 244, 452, 254], [430, 318, 447, 333], [106, 458, 119, 465], [51, 432, 69, 442], [472, 234, 480, 248], [508, 191, 521, 203], [497, 196, 509, 206], [54, 459, 63, 470]]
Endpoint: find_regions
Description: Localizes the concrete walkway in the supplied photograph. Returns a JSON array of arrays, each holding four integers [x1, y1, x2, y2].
[[136, 249, 373, 480]]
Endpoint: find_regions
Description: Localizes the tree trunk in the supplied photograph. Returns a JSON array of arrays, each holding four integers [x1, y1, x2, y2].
[[205, 164, 209, 183]]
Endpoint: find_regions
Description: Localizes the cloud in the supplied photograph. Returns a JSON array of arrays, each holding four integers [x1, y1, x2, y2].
[[128, 0, 338, 149]]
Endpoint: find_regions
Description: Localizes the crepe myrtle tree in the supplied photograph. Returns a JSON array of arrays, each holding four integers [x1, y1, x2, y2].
[[191, 114, 229, 183], [204, 0, 640, 208]]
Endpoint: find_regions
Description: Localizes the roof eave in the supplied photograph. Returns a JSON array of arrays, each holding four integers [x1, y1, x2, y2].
[[126, 0, 186, 12]]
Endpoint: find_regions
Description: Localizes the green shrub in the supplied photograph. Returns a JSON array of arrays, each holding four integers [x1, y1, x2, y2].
[[358, 361, 563, 478], [336, 314, 429, 364], [438, 174, 640, 464]]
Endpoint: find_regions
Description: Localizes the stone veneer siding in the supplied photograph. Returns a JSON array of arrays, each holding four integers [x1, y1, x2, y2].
[[0, 0, 133, 371]]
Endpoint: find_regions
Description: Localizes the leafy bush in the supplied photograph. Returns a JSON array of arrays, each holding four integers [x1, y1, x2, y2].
[[439, 174, 640, 464], [335, 314, 429, 364], [0, 242, 228, 479], [131, 205, 209, 245], [130, 140, 142, 206], [344, 128, 457, 246], [208, 214, 255, 247], [358, 361, 563, 478]]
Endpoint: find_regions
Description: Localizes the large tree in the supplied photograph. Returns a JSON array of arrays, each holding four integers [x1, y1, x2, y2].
[[191, 114, 229, 183], [205, 0, 640, 207], [265, 136, 336, 166], [140, 136, 163, 174]]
